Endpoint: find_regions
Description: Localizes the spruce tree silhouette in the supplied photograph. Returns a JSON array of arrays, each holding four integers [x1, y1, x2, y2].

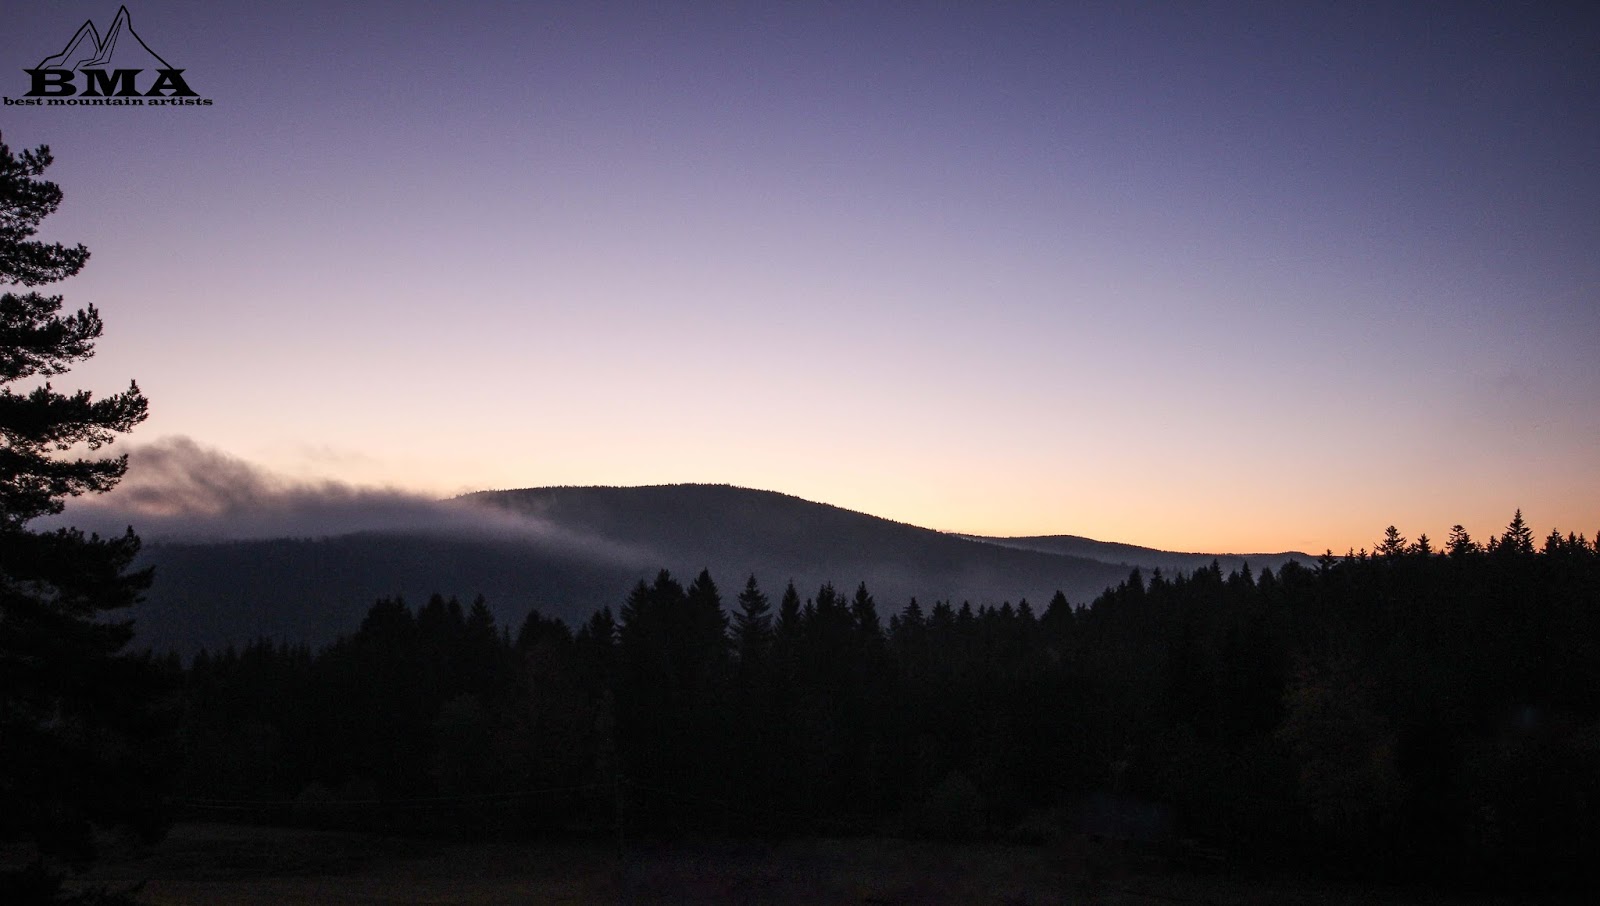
[[0, 137, 165, 902], [732, 574, 773, 664], [1499, 508, 1536, 556]]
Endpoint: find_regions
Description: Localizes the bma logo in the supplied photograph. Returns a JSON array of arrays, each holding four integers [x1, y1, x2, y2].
[[22, 5, 203, 102]]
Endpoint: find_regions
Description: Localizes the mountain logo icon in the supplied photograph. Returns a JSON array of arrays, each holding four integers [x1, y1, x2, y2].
[[13, 5, 209, 104], [36, 5, 173, 72]]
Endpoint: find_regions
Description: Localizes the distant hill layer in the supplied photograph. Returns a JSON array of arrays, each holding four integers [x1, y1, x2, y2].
[[961, 533, 1308, 578], [128, 484, 1306, 653]]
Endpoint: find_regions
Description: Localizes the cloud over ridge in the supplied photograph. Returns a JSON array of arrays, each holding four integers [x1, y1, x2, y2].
[[50, 436, 643, 562]]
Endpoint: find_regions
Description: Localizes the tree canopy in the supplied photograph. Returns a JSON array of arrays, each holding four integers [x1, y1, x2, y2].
[[0, 137, 167, 900]]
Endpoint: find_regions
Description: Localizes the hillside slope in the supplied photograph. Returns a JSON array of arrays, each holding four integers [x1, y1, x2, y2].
[[129, 484, 1294, 653]]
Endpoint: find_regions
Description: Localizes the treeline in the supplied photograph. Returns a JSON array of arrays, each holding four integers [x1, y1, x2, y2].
[[172, 512, 1600, 890]]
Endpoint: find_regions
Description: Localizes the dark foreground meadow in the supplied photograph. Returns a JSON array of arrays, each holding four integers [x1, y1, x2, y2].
[[69, 823, 1502, 906]]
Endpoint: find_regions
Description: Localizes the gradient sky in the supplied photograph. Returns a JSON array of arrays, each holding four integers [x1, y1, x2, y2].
[[4, 1, 1597, 554]]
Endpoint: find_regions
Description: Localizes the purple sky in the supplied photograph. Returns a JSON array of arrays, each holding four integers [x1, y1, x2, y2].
[[5, 1, 1597, 553]]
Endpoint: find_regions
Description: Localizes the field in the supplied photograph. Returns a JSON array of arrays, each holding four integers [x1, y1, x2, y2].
[[40, 823, 1523, 905]]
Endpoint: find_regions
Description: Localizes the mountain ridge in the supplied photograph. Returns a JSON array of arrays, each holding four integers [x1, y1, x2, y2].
[[125, 483, 1309, 654]]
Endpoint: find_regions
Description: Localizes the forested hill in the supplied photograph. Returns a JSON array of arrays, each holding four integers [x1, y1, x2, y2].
[[464, 484, 1142, 597], [130, 484, 1292, 653], [463, 486, 1305, 606]]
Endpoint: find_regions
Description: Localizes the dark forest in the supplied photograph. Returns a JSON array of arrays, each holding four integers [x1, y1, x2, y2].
[[167, 515, 1599, 893]]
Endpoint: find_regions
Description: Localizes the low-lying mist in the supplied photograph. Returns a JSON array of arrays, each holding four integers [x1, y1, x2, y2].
[[43, 436, 646, 563]]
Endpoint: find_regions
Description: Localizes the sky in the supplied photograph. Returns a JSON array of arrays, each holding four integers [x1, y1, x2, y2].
[[4, 1, 1597, 554]]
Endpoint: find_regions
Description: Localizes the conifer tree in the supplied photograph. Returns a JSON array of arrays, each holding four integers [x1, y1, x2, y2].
[[732, 574, 772, 664], [851, 581, 882, 639], [0, 138, 164, 879], [776, 580, 803, 641], [1500, 509, 1535, 556], [1377, 525, 1407, 558], [683, 568, 730, 678], [1446, 524, 1478, 558], [1043, 589, 1071, 622], [1412, 533, 1433, 556]]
